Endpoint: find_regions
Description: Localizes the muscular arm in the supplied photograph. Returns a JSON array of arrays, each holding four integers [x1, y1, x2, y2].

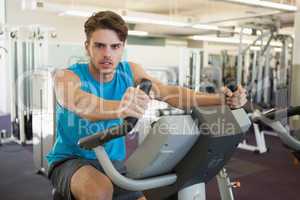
[[129, 62, 223, 109], [53, 70, 120, 121]]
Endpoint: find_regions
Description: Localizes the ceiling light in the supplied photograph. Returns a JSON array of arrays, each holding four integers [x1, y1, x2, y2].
[[213, 0, 297, 12], [123, 16, 189, 27], [128, 30, 149, 36], [59, 10, 93, 17], [21, 0, 37, 10], [274, 47, 282, 52], [235, 27, 253, 35], [192, 24, 220, 31], [190, 35, 252, 44], [249, 46, 261, 51], [59, 9, 190, 27], [53, 4, 220, 31], [190, 35, 284, 47]]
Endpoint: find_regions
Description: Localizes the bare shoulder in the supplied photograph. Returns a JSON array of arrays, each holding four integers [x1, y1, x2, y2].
[[128, 61, 144, 72], [53, 69, 80, 84], [128, 61, 150, 83]]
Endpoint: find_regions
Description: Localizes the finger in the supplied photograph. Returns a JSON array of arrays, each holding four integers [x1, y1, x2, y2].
[[133, 99, 148, 109], [135, 100, 149, 111], [132, 104, 146, 116], [232, 89, 247, 98], [136, 94, 150, 102], [226, 101, 237, 109], [125, 89, 136, 103], [237, 84, 243, 91], [130, 90, 147, 104], [220, 86, 226, 93], [123, 105, 143, 118], [149, 90, 155, 100], [226, 96, 240, 102], [241, 97, 248, 106], [125, 95, 135, 106], [226, 100, 239, 109], [237, 85, 247, 95], [126, 109, 143, 118], [135, 93, 150, 104], [137, 88, 150, 96], [135, 90, 150, 101], [226, 100, 235, 107], [231, 86, 241, 96], [226, 98, 239, 106], [225, 98, 234, 106], [131, 103, 147, 114], [230, 97, 246, 108], [223, 87, 233, 97], [126, 87, 135, 96]]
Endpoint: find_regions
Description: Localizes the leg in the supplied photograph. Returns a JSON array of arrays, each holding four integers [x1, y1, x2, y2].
[[71, 165, 113, 200], [49, 158, 145, 200]]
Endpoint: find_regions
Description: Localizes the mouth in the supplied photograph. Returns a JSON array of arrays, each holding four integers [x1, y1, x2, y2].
[[99, 61, 113, 68]]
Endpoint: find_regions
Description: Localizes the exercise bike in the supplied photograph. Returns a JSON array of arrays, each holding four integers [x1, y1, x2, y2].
[[55, 79, 249, 200]]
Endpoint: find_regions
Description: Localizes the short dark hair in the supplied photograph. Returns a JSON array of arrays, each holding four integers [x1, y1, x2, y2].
[[84, 11, 128, 42]]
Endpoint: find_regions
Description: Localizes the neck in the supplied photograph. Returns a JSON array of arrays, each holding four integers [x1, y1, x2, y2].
[[88, 63, 114, 83]]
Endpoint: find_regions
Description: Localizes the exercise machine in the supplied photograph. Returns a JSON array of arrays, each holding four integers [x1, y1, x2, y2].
[[235, 22, 293, 154], [252, 106, 300, 162], [32, 69, 56, 175], [73, 80, 251, 200]]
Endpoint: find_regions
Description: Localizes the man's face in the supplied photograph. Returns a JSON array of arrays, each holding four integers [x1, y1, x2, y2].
[[86, 29, 124, 76]]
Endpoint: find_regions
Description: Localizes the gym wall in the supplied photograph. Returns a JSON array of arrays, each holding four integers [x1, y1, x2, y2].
[[0, 0, 9, 113]]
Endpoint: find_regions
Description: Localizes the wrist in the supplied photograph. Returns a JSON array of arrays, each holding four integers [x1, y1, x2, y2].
[[103, 100, 122, 119], [218, 93, 226, 105], [114, 101, 123, 119]]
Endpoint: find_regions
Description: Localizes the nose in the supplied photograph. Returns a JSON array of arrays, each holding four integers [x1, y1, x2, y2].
[[102, 46, 112, 57]]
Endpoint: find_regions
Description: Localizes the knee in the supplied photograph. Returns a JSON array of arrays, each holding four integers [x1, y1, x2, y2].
[[79, 177, 113, 200], [88, 184, 113, 200]]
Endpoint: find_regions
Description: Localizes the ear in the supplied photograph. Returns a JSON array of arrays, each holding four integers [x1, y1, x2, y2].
[[85, 40, 90, 56]]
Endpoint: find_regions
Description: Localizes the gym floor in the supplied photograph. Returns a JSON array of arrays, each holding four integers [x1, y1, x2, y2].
[[0, 134, 299, 200]]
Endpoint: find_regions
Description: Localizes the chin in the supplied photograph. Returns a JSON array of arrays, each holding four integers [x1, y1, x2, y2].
[[100, 67, 114, 73], [100, 68, 115, 76], [94, 65, 111, 72]]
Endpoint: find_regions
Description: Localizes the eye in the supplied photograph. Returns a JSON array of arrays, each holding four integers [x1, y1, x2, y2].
[[95, 43, 105, 48], [111, 44, 121, 49]]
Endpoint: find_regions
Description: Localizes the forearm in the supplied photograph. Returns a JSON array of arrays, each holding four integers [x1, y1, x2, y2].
[[129, 62, 223, 110], [54, 69, 121, 121], [75, 98, 120, 121], [64, 91, 121, 121], [156, 85, 223, 109]]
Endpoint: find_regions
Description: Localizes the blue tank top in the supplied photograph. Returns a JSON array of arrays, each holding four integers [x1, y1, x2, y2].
[[47, 62, 134, 166]]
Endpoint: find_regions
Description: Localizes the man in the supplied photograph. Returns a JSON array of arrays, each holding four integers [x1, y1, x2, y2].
[[47, 11, 247, 200]]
